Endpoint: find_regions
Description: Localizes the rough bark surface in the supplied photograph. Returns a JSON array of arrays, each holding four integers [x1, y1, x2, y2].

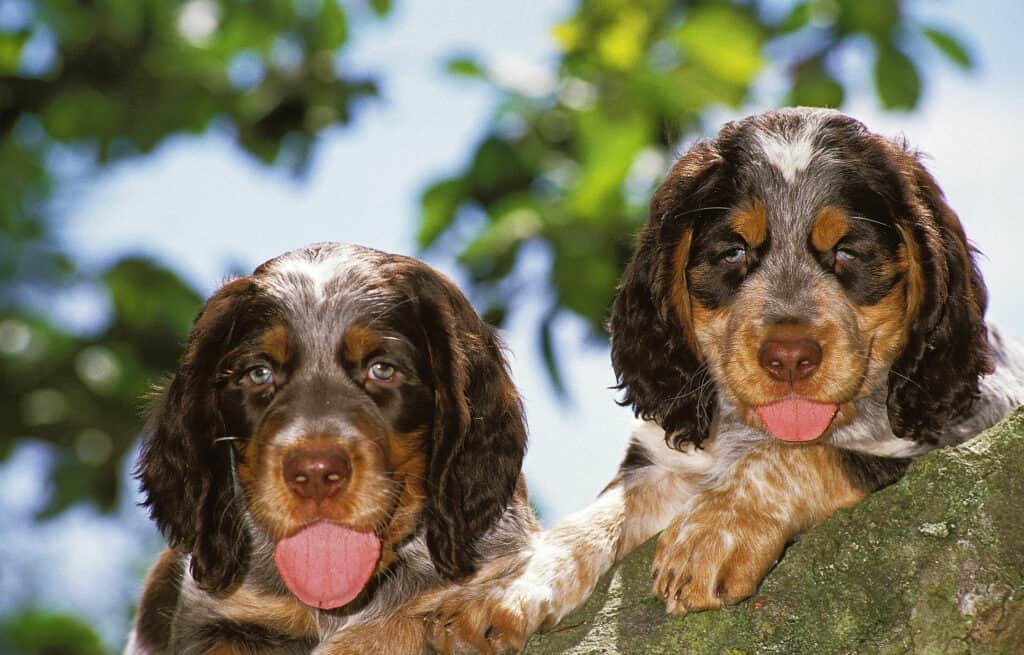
[[523, 409, 1024, 655]]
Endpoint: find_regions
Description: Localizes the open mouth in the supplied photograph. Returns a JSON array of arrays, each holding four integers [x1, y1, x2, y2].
[[274, 521, 382, 609], [755, 398, 839, 442]]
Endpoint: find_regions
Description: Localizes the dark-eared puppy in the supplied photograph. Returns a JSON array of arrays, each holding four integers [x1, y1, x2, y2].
[[423, 108, 1024, 652], [125, 243, 536, 655]]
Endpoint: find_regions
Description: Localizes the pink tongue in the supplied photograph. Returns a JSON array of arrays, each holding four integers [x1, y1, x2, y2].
[[274, 522, 381, 609], [756, 399, 838, 442]]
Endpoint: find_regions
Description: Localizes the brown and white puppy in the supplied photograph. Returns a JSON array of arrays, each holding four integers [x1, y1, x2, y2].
[[124, 243, 537, 655], [424, 108, 1024, 653]]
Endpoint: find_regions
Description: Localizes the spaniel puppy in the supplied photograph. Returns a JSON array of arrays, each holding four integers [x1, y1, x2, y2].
[[124, 243, 536, 655], [425, 108, 1024, 652]]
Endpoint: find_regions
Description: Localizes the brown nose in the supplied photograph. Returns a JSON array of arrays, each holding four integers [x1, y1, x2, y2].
[[758, 337, 822, 382], [283, 450, 351, 501]]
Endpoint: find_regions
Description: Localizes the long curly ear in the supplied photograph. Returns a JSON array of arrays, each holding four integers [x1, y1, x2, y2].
[[610, 141, 724, 449], [887, 155, 993, 442], [136, 279, 256, 592], [418, 273, 527, 579]]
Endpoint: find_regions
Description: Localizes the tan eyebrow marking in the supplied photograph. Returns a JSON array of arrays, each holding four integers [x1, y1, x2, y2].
[[811, 205, 851, 252], [260, 325, 291, 364], [343, 325, 381, 363], [729, 199, 768, 248]]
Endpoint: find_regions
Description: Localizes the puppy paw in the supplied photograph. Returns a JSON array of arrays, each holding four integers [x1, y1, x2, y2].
[[420, 576, 557, 655], [651, 497, 785, 615]]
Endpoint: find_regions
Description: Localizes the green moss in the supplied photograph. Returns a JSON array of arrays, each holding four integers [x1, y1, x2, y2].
[[524, 410, 1024, 655]]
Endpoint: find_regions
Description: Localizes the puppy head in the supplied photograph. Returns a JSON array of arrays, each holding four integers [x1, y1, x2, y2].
[[136, 243, 526, 600], [611, 108, 991, 448]]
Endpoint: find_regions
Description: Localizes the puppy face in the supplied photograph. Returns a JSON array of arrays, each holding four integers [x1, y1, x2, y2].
[[611, 108, 990, 447], [218, 261, 435, 566], [683, 157, 916, 439], [138, 243, 527, 603]]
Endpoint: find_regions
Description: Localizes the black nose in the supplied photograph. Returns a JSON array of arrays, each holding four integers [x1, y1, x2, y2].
[[758, 337, 822, 382], [283, 450, 352, 501]]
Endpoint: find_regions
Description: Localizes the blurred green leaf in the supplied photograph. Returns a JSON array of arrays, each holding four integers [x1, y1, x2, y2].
[[597, 8, 649, 70], [874, 42, 921, 110], [778, 2, 811, 33], [789, 66, 844, 107], [922, 27, 972, 69], [369, 0, 392, 16], [568, 109, 648, 219], [446, 56, 486, 78], [459, 196, 542, 266], [103, 257, 202, 340], [465, 136, 536, 201], [676, 6, 764, 86], [539, 308, 566, 397], [419, 178, 466, 248], [0, 31, 29, 74], [839, 0, 900, 38], [1, 609, 108, 655], [316, 0, 349, 51]]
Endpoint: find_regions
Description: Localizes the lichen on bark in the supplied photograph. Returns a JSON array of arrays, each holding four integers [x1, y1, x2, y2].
[[523, 409, 1024, 655]]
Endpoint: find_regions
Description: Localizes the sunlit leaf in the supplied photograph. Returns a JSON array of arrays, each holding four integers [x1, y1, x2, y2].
[[0, 31, 29, 74], [874, 42, 920, 110], [369, 0, 391, 17], [316, 0, 348, 51], [922, 27, 972, 69], [676, 6, 764, 86], [597, 9, 648, 70], [552, 18, 582, 53], [568, 109, 648, 219]]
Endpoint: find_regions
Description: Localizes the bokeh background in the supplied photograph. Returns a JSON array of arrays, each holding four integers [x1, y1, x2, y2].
[[1, 0, 1022, 652]]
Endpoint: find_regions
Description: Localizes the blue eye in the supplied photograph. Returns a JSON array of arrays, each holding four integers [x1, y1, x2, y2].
[[368, 362, 397, 382], [836, 247, 857, 264], [723, 247, 747, 265], [247, 365, 274, 386]]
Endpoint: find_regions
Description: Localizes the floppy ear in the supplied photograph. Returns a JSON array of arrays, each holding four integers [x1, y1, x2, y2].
[[887, 156, 993, 442], [136, 279, 255, 592], [418, 274, 527, 579], [610, 141, 724, 449]]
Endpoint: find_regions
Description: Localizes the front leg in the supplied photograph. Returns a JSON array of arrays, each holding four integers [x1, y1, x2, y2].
[[424, 421, 711, 653], [653, 442, 867, 613], [424, 486, 633, 654]]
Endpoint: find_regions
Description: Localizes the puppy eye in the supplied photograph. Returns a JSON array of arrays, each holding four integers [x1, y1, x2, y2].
[[722, 247, 747, 265], [368, 362, 397, 382], [835, 247, 858, 264], [246, 365, 274, 386]]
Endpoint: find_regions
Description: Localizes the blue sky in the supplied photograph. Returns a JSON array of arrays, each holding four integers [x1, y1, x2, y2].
[[2, 0, 1023, 648]]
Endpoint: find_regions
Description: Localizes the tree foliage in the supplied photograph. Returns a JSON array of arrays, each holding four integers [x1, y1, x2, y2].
[[416, 0, 972, 391]]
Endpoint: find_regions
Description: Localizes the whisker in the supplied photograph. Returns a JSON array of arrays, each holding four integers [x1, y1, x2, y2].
[[666, 206, 733, 222], [849, 215, 894, 230]]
